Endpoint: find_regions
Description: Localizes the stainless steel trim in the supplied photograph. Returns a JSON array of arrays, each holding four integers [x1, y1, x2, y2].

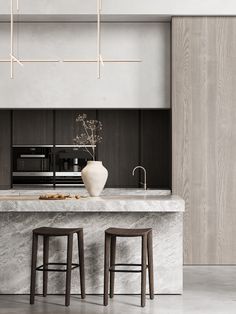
[[55, 145, 96, 148], [55, 172, 82, 177], [12, 145, 53, 148], [13, 184, 54, 187], [13, 172, 53, 177], [55, 184, 84, 186], [20, 154, 46, 158]]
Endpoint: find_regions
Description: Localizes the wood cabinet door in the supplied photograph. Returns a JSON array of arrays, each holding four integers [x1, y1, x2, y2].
[[13, 110, 53, 145], [55, 110, 96, 145], [0, 111, 11, 188], [172, 17, 236, 264]]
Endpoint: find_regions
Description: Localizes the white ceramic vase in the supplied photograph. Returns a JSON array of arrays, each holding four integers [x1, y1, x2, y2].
[[81, 161, 108, 197]]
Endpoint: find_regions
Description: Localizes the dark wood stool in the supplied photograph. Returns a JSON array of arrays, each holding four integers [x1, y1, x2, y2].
[[103, 227, 154, 307], [30, 227, 85, 306]]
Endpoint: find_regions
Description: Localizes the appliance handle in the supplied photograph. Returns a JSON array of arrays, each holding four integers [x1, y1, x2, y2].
[[13, 172, 53, 177], [20, 155, 46, 158]]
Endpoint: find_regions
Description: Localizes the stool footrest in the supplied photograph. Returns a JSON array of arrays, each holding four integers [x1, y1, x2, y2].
[[36, 262, 79, 272], [109, 263, 148, 273]]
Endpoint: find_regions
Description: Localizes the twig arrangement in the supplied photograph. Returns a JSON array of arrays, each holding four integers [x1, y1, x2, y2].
[[73, 114, 102, 160]]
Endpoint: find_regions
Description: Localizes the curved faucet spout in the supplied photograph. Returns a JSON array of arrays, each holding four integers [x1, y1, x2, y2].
[[132, 166, 147, 190]]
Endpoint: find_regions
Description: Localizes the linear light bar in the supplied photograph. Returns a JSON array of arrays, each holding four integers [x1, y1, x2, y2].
[[0, 59, 60, 63], [63, 59, 142, 63]]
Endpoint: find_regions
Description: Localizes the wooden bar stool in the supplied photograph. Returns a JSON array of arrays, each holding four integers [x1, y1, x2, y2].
[[103, 227, 154, 307], [30, 227, 85, 306]]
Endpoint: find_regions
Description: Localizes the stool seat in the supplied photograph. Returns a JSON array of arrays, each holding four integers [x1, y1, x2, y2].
[[33, 227, 82, 236], [105, 227, 152, 237]]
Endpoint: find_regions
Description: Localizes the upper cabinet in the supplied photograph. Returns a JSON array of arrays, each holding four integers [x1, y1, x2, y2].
[[55, 110, 97, 145], [12, 110, 53, 145]]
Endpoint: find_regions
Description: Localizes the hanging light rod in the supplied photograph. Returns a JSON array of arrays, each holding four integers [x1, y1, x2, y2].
[[3, 0, 141, 79], [97, 0, 102, 79]]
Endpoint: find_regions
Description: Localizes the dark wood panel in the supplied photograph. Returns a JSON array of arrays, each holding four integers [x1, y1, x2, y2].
[[13, 110, 53, 145], [55, 110, 97, 145], [0, 111, 11, 188], [97, 110, 139, 188], [140, 110, 171, 189]]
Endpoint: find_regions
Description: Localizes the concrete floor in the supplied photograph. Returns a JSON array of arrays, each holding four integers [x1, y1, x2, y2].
[[0, 267, 236, 314]]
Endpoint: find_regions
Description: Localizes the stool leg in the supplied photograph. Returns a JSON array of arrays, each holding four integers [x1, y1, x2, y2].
[[43, 236, 49, 297], [147, 231, 154, 300], [103, 233, 111, 306], [65, 234, 73, 306], [141, 234, 147, 307], [77, 231, 85, 299], [110, 236, 116, 298], [30, 233, 38, 305]]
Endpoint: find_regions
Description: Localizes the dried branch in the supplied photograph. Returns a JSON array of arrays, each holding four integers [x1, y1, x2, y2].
[[73, 113, 103, 160]]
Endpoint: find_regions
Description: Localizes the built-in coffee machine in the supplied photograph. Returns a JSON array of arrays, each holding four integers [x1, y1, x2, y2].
[[12, 145, 93, 187], [54, 145, 91, 186]]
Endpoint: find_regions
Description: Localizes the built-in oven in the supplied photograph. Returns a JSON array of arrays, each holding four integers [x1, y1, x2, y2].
[[12, 145, 54, 186], [12, 145, 93, 187]]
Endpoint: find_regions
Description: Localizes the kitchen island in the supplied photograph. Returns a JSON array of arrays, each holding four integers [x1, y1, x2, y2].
[[0, 189, 184, 295]]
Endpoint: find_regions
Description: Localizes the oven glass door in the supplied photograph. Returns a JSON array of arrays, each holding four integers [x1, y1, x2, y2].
[[12, 146, 54, 185]]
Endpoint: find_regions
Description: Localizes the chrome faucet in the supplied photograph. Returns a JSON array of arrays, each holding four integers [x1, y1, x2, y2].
[[132, 166, 147, 190]]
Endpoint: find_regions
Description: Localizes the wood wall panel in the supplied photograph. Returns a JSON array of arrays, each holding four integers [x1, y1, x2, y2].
[[55, 110, 96, 145], [140, 110, 171, 189], [13, 110, 53, 145], [172, 17, 236, 264], [0, 111, 11, 188], [97, 110, 140, 188]]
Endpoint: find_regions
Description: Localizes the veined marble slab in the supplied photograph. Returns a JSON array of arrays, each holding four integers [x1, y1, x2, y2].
[[0, 189, 184, 294], [0, 189, 184, 213]]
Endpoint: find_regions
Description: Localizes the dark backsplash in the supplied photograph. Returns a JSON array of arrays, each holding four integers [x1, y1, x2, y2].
[[0, 109, 171, 189]]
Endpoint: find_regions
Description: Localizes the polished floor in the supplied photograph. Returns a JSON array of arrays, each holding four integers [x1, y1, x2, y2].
[[0, 267, 235, 314]]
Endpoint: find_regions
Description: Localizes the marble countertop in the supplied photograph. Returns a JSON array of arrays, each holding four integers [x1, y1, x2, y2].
[[0, 188, 184, 212]]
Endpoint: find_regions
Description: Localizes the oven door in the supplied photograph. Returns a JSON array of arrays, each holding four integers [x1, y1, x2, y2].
[[12, 146, 54, 186]]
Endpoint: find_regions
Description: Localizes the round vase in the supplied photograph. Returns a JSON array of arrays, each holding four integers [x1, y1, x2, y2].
[[81, 161, 108, 197]]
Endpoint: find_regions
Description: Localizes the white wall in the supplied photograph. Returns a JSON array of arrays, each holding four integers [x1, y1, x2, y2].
[[1, 0, 236, 15], [0, 22, 170, 108]]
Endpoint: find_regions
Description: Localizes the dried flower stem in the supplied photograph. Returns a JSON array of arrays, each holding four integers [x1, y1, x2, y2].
[[73, 113, 102, 160]]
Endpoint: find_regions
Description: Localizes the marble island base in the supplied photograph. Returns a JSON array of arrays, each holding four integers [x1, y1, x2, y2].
[[0, 189, 184, 295]]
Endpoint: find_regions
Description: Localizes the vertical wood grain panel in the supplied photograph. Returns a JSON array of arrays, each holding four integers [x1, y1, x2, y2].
[[55, 110, 97, 145], [13, 110, 53, 145], [172, 17, 236, 264], [97, 110, 140, 188], [140, 110, 171, 189], [0, 111, 11, 189]]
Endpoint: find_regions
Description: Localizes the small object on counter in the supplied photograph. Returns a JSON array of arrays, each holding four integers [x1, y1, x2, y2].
[[39, 193, 80, 200]]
